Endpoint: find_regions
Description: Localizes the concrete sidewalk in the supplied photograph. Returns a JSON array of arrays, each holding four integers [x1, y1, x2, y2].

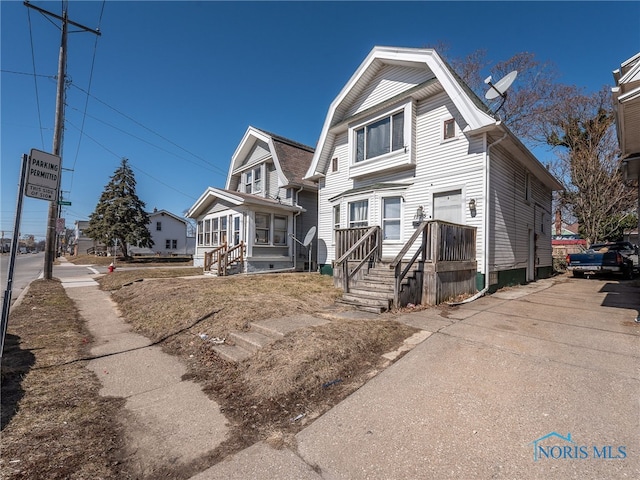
[[55, 260, 229, 477], [194, 276, 640, 479]]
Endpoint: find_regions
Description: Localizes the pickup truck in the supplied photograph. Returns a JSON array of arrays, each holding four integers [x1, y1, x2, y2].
[[566, 241, 638, 279]]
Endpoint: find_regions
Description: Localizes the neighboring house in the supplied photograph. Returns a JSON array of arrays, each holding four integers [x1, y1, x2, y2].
[[77, 210, 192, 256], [612, 52, 640, 246], [304, 46, 562, 293], [187, 127, 317, 274], [131, 208, 192, 256], [73, 220, 105, 255]]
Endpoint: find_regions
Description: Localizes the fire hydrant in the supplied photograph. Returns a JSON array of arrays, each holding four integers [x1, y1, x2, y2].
[[108, 263, 115, 273]]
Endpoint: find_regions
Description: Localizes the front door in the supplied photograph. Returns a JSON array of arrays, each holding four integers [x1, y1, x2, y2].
[[433, 190, 463, 224]]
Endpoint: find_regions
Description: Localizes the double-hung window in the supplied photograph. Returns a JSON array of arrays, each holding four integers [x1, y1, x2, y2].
[[204, 219, 211, 245], [348, 200, 369, 228], [382, 197, 401, 241], [197, 221, 203, 245], [273, 216, 287, 245], [220, 216, 228, 244], [333, 205, 341, 243], [255, 213, 270, 244], [355, 111, 404, 163], [244, 166, 262, 194], [212, 218, 219, 245]]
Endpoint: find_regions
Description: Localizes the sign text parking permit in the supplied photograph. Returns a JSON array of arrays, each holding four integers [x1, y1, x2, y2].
[[25, 149, 61, 201]]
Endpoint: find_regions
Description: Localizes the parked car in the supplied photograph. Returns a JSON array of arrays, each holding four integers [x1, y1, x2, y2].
[[566, 241, 638, 279]]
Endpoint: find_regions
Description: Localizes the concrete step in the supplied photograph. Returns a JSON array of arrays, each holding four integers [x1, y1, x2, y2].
[[250, 314, 330, 338], [340, 294, 391, 311], [229, 330, 275, 353], [336, 298, 388, 314], [211, 343, 253, 363]]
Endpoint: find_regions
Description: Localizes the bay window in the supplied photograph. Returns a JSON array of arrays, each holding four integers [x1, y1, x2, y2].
[[348, 200, 369, 228]]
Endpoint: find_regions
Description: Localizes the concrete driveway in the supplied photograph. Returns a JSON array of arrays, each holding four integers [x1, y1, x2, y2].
[[197, 275, 640, 479]]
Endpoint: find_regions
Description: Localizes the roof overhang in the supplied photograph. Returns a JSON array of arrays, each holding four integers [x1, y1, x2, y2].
[[187, 187, 304, 218], [612, 52, 640, 180]]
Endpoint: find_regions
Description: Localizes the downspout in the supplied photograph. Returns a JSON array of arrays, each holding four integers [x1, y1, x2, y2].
[[292, 185, 304, 270], [451, 130, 507, 305]]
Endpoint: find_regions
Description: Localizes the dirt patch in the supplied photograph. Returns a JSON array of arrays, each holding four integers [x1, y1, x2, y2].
[[1, 280, 130, 480]]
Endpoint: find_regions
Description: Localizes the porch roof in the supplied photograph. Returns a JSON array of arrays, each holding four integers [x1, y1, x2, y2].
[[186, 187, 305, 218], [328, 182, 412, 202]]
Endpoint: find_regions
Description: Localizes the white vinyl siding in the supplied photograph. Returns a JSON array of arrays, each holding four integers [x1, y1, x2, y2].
[[344, 64, 435, 117]]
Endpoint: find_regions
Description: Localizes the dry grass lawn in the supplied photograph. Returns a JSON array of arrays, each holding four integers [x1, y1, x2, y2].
[[2, 270, 419, 477], [1, 280, 129, 480]]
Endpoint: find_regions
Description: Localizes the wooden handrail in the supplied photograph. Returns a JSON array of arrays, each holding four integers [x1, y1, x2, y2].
[[204, 243, 227, 272], [392, 222, 431, 308], [390, 221, 430, 268], [335, 226, 380, 293], [335, 226, 380, 264], [219, 241, 245, 275]]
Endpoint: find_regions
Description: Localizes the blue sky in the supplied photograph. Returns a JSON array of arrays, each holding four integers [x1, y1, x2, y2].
[[2, 1, 639, 241]]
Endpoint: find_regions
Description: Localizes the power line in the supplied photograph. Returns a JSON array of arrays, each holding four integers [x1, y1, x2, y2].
[[25, 7, 46, 150], [65, 104, 224, 174], [64, 120, 198, 202], [69, 0, 106, 193], [69, 83, 229, 176]]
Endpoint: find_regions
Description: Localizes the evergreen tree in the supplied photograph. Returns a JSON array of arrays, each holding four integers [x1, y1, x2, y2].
[[85, 158, 153, 258]]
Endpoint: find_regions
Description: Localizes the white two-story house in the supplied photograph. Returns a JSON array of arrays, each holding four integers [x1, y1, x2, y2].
[[188, 127, 317, 273], [304, 46, 562, 293]]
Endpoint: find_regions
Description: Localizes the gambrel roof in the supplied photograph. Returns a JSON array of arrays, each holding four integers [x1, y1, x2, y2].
[[226, 126, 316, 190], [304, 46, 561, 191]]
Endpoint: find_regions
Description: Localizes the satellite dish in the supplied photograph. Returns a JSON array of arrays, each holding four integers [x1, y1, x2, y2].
[[485, 70, 518, 100], [288, 226, 317, 272], [302, 226, 316, 247]]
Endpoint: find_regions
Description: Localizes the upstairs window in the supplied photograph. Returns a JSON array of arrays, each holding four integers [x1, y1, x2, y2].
[[355, 111, 404, 163], [443, 118, 456, 140], [244, 166, 262, 194], [156, 221, 162, 231]]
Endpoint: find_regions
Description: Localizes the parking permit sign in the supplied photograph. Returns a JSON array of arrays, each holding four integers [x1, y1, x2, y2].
[[25, 149, 61, 201]]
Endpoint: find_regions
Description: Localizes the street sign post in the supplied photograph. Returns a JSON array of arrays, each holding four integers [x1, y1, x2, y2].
[[25, 149, 61, 201]]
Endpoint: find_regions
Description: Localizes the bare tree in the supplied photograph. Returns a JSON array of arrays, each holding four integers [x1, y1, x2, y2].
[[543, 88, 637, 244]]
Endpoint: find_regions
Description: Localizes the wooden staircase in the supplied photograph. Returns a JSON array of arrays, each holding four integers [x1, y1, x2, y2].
[[336, 262, 421, 313], [204, 242, 245, 276]]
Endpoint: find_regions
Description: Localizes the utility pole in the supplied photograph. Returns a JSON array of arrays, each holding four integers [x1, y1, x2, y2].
[[23, 1, 101, 279]]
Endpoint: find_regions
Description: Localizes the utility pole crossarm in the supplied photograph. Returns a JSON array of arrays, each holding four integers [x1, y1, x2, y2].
[[23, 1, 101, 36]]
